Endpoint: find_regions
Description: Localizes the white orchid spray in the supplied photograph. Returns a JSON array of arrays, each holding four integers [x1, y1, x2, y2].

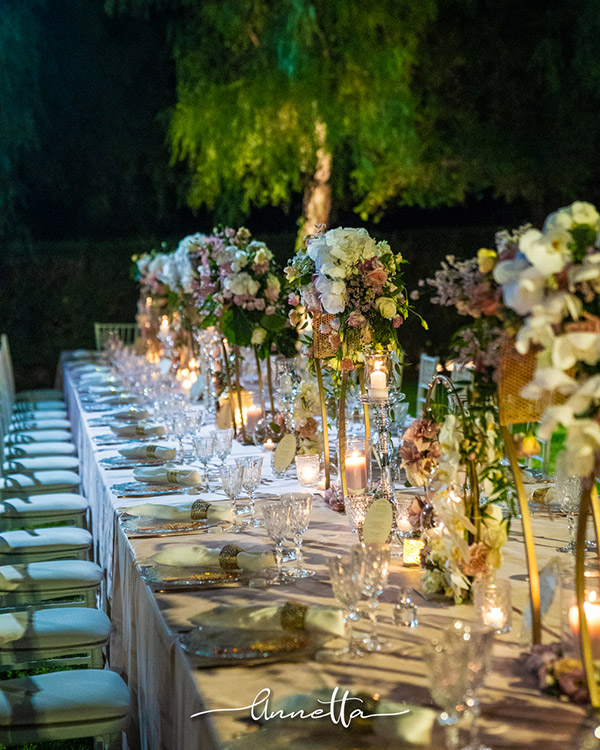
[[494, 201, 600, 477]]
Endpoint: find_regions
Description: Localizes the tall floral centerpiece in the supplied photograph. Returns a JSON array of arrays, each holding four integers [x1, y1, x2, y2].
[[186, 227, 297, 439], [402, 244, 519, 603], [494, 201, 600, 705], [286, 226, 423, 506]]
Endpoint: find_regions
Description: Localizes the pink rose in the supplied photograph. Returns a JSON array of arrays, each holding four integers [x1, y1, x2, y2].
[[347, 310, 366, 327], [298, 417, 318, 438], [392, 316, 403, 328], [328, 333, 341, 350], [366, 268, 388, 292], [265, 306, 276, 315], [254, 298, 266, 311], [288, 293, 300, 307], [265, 285, 279, 302], [340, 358, 354, 371]]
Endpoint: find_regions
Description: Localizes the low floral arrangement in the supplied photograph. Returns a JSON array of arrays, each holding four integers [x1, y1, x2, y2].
[[419, 409, 510, 603], [492, 201, 600, 477], [399, 417, 440, 486], [285, 227, 423, 368], [523, 643, 589, 704], [272, 380, 323, 456]]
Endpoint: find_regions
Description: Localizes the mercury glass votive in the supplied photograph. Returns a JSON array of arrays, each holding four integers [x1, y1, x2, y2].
[[295, 454, 320, 486], [473, 579, 512, 634], [402, 538, 425, 566]]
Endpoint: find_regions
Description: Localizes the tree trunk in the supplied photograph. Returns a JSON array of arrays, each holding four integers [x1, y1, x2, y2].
[[297, 120, 331, 248]]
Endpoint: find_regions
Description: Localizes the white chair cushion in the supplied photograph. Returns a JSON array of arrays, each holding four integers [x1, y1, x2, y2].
[[3, 457, 80, 474], [0, 669, 129, 725], [9, 419, 71, 431], [4, 443, 76, 458], [0, 493, 88, 517], [0, 560, 102, 592], [16, 389, 64, 402], [4, 431, 72, 445], [0, 607, 110, 649], [13, 401, 65, 412], [0, 527, 92, 555], [11, 411, 67, 421], [0, 471, 81, 493]]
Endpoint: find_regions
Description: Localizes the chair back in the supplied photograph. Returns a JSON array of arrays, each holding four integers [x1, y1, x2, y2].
[[416, 353, 439, 416], [94, 323, 138, 351]]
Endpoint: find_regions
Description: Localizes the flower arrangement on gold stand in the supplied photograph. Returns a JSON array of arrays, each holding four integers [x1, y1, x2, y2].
[[286, 226, 424, 495], [493, 200, 600, 709]]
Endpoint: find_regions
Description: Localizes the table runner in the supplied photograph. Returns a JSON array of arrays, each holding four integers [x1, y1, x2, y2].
[[63, 362, 587, 750]]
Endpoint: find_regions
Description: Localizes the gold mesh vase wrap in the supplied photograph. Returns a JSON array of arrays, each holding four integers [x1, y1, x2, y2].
[[497, 341, 549, 426], [312, 312, 337, 358]]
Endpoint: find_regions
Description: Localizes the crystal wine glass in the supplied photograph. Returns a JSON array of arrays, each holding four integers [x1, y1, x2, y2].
[[281, 492, 314, 578], [425, 636, 471, 750], [262, 502, 291, 585], [220, 464, 245, 533], [193, 435, 215, 490], [352, 542, 391, 652], [212, 428, 234, 467], [442, 620, 494, 750], [324, 554, 365, 660], [235, 456, 264, 527]]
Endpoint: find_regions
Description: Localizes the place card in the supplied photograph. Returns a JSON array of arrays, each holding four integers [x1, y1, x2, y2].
[[362, 497, 394, 544], [273, 434, 296, 473]]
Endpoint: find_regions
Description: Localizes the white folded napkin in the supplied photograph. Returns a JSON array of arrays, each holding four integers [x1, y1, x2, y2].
[[189, 601, 344, 637], [87, 386, 121, 395], [112, 407, 149, 421], [133, 465, 200, 485], [98, 394, 137, 405], [153, 543, 274, 572], [110, 423, 165, 438], [126, 500, 232, 523], [118, 443, 176, 460], [80, 373, 117, 385]]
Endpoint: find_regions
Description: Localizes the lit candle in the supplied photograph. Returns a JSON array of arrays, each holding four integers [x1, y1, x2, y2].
[[264, 438, 275, 451], [369, 363, 388, 397], [245, 405, 263, 434], [483, 606, 507, 631], [397, 516, 412, 533], [569, 592, 600, 659], [403, 539, 425, 566], [295, 455, 320, 486], [181, 378, 192, 392], [345, 452, 367, 493], [145, 296, 152, 308], [160, 316, 169, 334]]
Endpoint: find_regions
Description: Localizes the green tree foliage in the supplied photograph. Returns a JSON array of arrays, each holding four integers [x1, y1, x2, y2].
[[0, 0, 43, 240], [107, 0, 437, 226]]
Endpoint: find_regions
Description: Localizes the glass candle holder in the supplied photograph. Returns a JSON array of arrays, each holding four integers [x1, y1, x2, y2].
[[363, 350, 392, 398], [295, 454, 320, 486], [402, 538, 425, 566], [344, 443, 368, 494], [473, 579, 512, 634], [567, 570, 600, 659]]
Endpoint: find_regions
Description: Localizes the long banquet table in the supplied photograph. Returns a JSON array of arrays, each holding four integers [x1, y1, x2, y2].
[[62, 360, 588, 750]]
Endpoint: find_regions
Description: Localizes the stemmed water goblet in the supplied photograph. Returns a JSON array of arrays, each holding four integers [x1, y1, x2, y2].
[[212, 428, 234, 467], [322, 554, 365, 660], [193, 435, 215, 490], [235, 456, 263, 527], [220, 464, 245, 533], [281, 493, 314, 578], [352, 542, 391, 652], [262, 502, 292, 585]]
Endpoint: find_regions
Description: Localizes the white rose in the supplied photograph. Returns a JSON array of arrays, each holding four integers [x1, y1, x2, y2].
[[226, 273, 260, 297], [376, 297, 397, 319], [251, 327, 267, 345], [570, 201, 600, 226]]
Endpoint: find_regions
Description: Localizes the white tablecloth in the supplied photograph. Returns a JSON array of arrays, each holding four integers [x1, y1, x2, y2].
[[63, 362, 587, 750]]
